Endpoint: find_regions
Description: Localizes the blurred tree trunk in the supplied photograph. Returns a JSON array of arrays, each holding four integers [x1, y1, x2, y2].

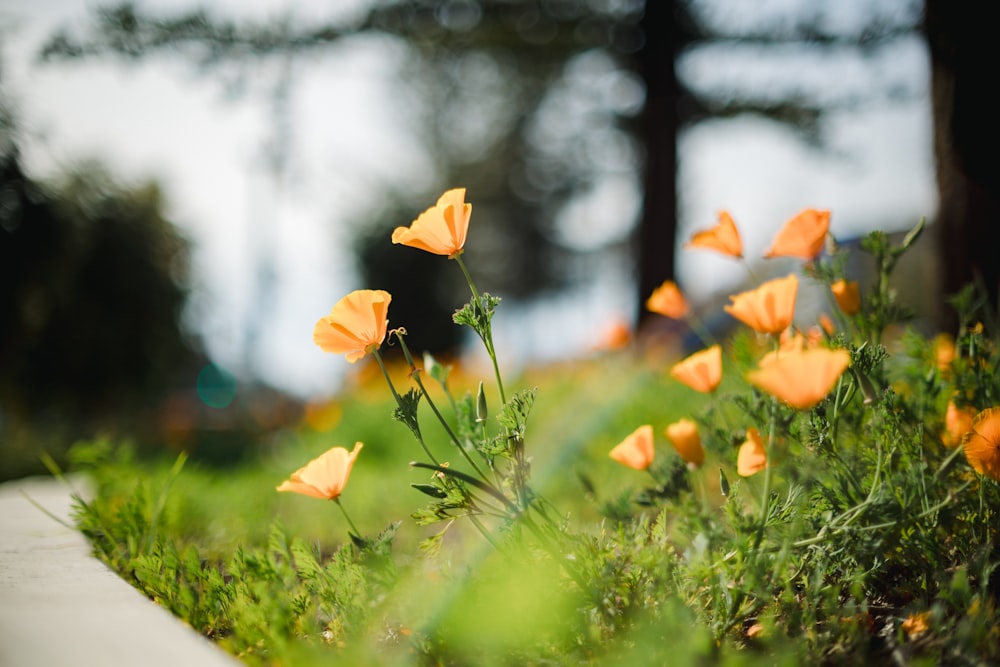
[[635, 0, 680, 327], [925, 1, 1000, 329]]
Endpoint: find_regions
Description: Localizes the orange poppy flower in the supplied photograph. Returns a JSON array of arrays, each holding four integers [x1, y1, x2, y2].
[[664, 419, 704, 467], [670, 345, 722, 393], [819, 313, 836, 336], [646, 280, 689, 319], [943, 400, 976, 447], [596, 319, 632, 351], [764, 208, 830, 260], [746, 347, 851, 409], [314, 289, 391, 363], [830, 279, 861, 315], [724, 274, 798, 335], [933, 333, 956, 372], [277, 442, 363, 500], [609, 425, 655, 471], [737, 428, 767, 476], [962, 407, 1000, 480], [392, 188, 471, 257], [685, 210, 743, 258]]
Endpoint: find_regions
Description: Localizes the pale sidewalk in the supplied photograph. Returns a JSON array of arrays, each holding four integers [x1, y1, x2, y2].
[[0, 475, 241, 667]]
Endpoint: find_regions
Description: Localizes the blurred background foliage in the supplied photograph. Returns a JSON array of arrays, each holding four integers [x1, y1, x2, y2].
[[3, 0, 997, 479]]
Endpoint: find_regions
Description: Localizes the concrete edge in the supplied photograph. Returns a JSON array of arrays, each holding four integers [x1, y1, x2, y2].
[[0, 475, 242, 667]]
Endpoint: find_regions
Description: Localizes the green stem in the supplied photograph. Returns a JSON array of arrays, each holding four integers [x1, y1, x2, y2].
[[454, 253, 507, 405], [334, 498, 361, 537], [753, 395, 778, 551], [393, 332, 491, 482], [372, 348, 440, 465]]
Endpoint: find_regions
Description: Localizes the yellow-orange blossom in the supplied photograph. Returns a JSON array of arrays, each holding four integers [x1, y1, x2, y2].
[[314, 290, 391, 362], [277, 443, 363, 500], [392, 188, 471, 257]]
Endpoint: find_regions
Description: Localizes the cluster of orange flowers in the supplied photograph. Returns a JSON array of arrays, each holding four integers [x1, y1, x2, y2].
[[614, 208, 851, 477], [278, 189, 474, 501]]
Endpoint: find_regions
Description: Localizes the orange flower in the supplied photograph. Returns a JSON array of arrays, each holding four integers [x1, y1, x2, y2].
[[392, 188, 471, 257], [646, 280, 689, 319], [764, 208, 830, 260], [962, 407, 1000, 480], [670, 345, 722, 393], [737, 428, 767, 476], [943, 400, 976, 447], [277, 442, 363, 500], [901, 611, 931, 639], [596, 320, 631, 351], [685, 210, 743, 258], [819, 313, 836, 336], [830, 279, 861, 315], [933, 333, 956, 372], [724, 274, 798, 335], [314, 290, 391, 363], [746, 347, 851, 409], [609, 425, 655, 471], [664, 419, 704, 467]]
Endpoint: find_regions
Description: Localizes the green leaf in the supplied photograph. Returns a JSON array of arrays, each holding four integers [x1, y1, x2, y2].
[[411, 483, 448, 499], [392, 388, 422, 438]]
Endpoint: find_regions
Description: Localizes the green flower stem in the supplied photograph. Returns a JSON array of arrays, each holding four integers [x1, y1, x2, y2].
[[753, 395, 778, 551], [392, 332, 491, 483], [372, 348, 440, 466], [453, 253, 507, 405], [333, 497, 361, 538]]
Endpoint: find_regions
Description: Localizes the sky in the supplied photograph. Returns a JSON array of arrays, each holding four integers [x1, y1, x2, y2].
[[2, 0, 937, 398]]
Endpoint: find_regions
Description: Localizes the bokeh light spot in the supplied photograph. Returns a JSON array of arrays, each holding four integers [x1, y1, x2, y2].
[[197, 363, 237, 409]]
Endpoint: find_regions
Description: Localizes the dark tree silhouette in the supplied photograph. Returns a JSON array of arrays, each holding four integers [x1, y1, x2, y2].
[[924, 1, 1000, 327], [38, 0, 936, 343]]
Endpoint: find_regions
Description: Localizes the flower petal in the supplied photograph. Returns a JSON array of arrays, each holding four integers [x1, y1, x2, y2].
[[737, 428, 767, 476], [670, 345, 722, 393], [664, 419, 704, 466], [764, 208, 830, 260], [746, 347, 850, 409], [724, 274, 798, 335], [314, 290, 391, 362], [609, 425, 655, 470], [685, 210, 743, 258], [392, 188, 470, 257], [646, 280, 689, 319]]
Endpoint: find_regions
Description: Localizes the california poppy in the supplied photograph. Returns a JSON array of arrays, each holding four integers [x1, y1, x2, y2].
[[901, 612, 931, 639], [764, 208, 830, 260], [609, 425, 655, 471], [737, 428, 767, 477], [392, 188, 471, 257], [670, 345, 722, 393], [685, 210, 743, 258], [962, 407, 1000, 480], [314, 290, 391, 362], [933, 333, 956, 372], [746, 347, 851, 409], [830, 279, 861, 315], [724, 274, 798, 336], [646, 280, 689, 319], [943, 400, 975, 447], [277, 442, 363, 500], [664, 419, 704, 467]]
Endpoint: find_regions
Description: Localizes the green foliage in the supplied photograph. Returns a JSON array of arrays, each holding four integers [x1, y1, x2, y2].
[[66, 216, 1000, 665]]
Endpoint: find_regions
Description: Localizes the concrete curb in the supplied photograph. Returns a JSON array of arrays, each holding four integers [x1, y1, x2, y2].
[[0, 476, 241, 667]]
